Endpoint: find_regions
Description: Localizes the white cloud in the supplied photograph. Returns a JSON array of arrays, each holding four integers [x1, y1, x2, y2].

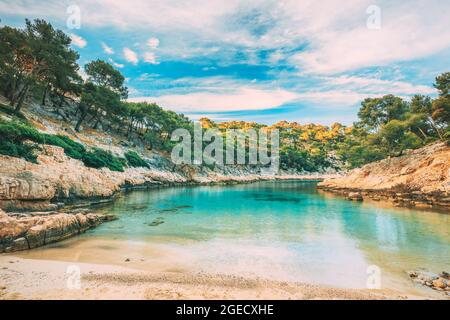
[[108, 58, 124, 68], [69, 33, 87, 48], [325, 76, 435, 95], [147, 37, 160, 48], [101, 42, 114, 54], [123, 47, 138, 64], [296, 90, 377, 106], [5, 1, 450, 72], [287, 0, 450, 74], [143, 52, 158, 64], [129, 88, 298, 112]]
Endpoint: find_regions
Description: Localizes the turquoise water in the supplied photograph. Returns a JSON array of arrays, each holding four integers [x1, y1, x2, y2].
[[24, 180, 450, 291]]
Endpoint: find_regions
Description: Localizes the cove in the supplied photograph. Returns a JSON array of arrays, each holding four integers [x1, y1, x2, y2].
[[17, 180, 450, 294]]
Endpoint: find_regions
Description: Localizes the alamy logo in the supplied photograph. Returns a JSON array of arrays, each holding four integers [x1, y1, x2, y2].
[[66, 5, 81, 30], [366, 5, 382, 30], [66, 265, 81, 290], [170, 123, 280, 174]]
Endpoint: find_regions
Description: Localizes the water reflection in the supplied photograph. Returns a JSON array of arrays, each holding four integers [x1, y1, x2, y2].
[[17, 181, 450, 291]]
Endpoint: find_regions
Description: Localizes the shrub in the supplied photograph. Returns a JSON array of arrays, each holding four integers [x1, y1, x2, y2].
[[41, 134, 85, 159], [0, 140, 38, 163], [82, 148, 124, 172], [0, 120, 42, 143], [0, 121, 41, 162], [124, 151, 149, 168]]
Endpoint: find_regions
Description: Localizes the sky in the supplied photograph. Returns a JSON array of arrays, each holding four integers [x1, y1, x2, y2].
[[1, 0, 449, 125]]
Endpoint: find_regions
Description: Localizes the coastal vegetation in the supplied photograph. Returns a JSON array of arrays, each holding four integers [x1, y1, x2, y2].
[[0, 19, 448, 172]]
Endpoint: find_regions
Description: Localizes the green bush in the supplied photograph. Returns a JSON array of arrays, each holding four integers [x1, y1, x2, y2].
[[41, 134, 85, 159], [124, 151, 149, 168], [0, 140, 38, 163], [0, 121, 42, 162], [0, 120, 42, 143], [0, 121, 124, 171], [82, 148, 124, 172]]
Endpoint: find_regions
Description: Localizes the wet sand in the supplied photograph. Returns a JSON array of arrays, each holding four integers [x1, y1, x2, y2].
[[0, 255, 442, 300]]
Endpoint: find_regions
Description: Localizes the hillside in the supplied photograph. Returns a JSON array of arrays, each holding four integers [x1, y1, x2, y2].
[[0, 101, 337, 213], [318, 142, 450, 210]]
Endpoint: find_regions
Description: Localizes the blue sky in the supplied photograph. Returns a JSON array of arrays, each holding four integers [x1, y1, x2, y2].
[[1, 0, 449, 125]]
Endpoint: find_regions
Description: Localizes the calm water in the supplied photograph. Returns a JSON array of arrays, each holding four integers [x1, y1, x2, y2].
[[20, 181, 450, 292]]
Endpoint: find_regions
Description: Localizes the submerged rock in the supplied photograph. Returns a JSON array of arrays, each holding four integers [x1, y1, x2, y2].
[[347, 192, 363, 201], [147, 217, 165, 226]]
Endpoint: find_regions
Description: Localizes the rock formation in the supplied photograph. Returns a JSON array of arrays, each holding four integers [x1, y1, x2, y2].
[[318, 142, 450, 210], [0, 208, 116, 253]]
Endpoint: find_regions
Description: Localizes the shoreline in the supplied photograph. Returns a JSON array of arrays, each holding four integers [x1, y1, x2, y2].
[[0, 256, 437, 300], [63, 174, 330, 212], [317, 186, 450, 213], [0, 178, 327, 254]]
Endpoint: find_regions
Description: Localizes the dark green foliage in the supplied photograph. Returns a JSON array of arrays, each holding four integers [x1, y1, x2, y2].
[[0, 120, 125, 171], [124, 151, 149, 168], [82, 148, 124, 172], [0, 119, 42, 142], [0, 120, 42, 162], [41, 134, 85, 159], [0, 140, 38, 163], [280, 147, 314, 172]]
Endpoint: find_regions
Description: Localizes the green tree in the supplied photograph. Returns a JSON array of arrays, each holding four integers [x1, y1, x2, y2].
[[378, 120, 421, 156], [0, 19, 80, 112], [75, 60, 128, 132], [431, 72, 450, 138], [357, 95, 409, 131]]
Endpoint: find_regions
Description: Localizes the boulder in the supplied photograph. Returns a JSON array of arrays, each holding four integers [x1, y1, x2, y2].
[[432, 278, 447, 289], [347, 192, 363, 201]]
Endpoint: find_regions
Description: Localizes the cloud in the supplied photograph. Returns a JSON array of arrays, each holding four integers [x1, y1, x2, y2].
[[123, 47, 138, 64], [147, 37, 160, 48], [287, 1, 450, 74], [101, 42, 114, 54], [108, 58, 124, 68], [129, 87, 298, 112], [325, 76, 435, 96], [5, 1, 450, 72], [69, 33, 87, 48], [143, 52, 158, 64]]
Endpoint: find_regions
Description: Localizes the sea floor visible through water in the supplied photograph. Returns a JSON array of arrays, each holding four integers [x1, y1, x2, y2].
[[5, 180, 450, 299]]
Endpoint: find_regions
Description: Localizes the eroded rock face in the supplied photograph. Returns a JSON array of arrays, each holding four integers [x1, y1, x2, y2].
[[0, 145, 187, 211], [0, 144, 332, 212], [0, 208, 116, 252], [318, 143, 450, 210]]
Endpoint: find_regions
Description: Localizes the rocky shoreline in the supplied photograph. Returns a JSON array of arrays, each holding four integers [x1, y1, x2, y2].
[[318, 142, 450, 212], [317, 187, 450, 211], [0, 208, 116, 253], [0, 143, 336, 253], [408, 270, 450, 294], [0, 144, 336, 213]]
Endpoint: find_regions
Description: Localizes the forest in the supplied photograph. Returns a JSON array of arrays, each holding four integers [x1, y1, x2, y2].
[[0, 19, 449, 172]]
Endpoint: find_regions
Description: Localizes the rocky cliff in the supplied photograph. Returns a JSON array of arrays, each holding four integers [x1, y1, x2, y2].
[[0, 144, 333, 212], [318, 142, 450, 210]]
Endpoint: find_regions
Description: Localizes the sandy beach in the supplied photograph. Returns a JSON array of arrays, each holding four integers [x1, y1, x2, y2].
[[0, 255, 442, 300]]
